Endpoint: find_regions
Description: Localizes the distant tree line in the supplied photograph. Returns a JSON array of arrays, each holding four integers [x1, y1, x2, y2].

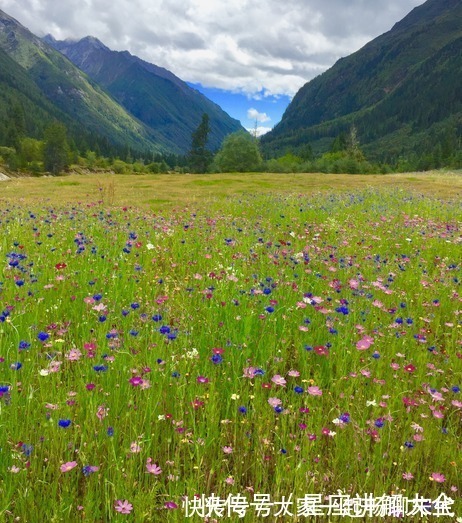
[[1, 109, 462, 176]]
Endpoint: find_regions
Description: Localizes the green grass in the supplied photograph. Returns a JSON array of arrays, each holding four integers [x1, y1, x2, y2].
[[0, 174, 461, 522]]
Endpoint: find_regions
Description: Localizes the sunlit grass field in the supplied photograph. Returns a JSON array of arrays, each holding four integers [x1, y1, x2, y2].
[[0, 172, 461, 522]]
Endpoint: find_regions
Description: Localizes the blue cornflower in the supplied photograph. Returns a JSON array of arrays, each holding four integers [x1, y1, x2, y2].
[[335, 306, 349, 315], [10, 362, 22, 370], [19, 341, 31, 350], [304, 345, 313, 351], [98, 315, 107, 322], [15, 280, 25, 287], [93, 294, 103, 301], [37, 332, 50, 342], [372, 352, 380, 359], [254, 368, 265, 376], [211, 354, 223, 364], [93, 365, 108, 372], [131, 302, 140, 310], [375, 418, 385, 428], [171, 372, 180, 378], [339, 412, 350, 423], [159, 325, 170, 334], [406, 318, 413, 325], [152, 314, 162, 322], [238, 406, 247, 414], [404, 441, 414, 449], [82, 465, 97, 476], [107, 427, 114, 436], [274, 406, 283, 414], [395, 317, 403, 324], [21, 444, 33, 456], [129, 330, 139, 336], [294, 386, 304, 394], [265, 306, 274, 313], [452, 386, 460, 393], [58, 419, 71, 428], [263, 288, 272, 295]]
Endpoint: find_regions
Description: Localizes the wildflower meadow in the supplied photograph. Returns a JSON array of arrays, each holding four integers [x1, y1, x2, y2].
[[0, 176, 461, 522]]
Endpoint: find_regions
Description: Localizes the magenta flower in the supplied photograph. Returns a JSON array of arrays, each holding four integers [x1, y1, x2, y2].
[[146, 459, 162, 475], [196, 376, 209, 384], [430, 472, 446, 483], [114, 500, 133, 514], [164, 501, 178, 509], [402, 472, 414, 480]]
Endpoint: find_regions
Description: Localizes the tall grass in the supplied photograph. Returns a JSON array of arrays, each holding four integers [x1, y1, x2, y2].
[[0, 186, 460, 521]]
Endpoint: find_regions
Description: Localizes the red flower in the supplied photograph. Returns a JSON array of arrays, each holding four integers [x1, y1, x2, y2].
[[55, 262, 67, 270], [314, 345, 329, 356], [404, 364, 416, 373]]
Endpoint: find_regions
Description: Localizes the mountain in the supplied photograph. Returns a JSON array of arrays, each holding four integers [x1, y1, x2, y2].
[[0, 9, 166, 155], [261, 0, 462, 162], [43, 35, 243, 154]]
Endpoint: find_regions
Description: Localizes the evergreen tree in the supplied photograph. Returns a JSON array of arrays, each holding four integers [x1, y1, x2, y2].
[[188, 114, 212, 173], [43, 122, 70, 175]]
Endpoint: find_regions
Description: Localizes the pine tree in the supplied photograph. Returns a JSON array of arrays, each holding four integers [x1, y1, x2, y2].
[[43, 122, 70, 175], [188, 114, 212, 173]]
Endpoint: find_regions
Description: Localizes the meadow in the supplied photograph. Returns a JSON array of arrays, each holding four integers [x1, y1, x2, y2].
[[0, 171, 461, 522]]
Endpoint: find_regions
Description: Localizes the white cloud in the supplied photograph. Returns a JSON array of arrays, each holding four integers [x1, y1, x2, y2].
[[1, 0, 424, 97], [247, 108, 271, 123]]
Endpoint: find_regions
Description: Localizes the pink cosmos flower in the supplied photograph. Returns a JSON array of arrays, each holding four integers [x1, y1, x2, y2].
[[268, 397, 282, 407], [222, 446, 233, 454], [60, 461, 78, 473], [307, 386, 322, 396], [356, 336, 374, 351], [430, 472, 446, 483], [114, 500, 133, 514], [402, 472, 414, 480], [65, 349, 82, 361], [271, 375, 287, 387], [146, 459, 162, 475]]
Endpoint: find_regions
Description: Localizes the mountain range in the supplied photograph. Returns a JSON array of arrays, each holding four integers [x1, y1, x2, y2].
[[0, 9, 242, 157], [261, 0, 462, 163]]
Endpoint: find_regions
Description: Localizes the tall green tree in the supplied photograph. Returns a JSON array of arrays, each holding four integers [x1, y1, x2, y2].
[[43, 122, 70, 175], [214, 131, 262, 172], [188, 113, 212, 173]]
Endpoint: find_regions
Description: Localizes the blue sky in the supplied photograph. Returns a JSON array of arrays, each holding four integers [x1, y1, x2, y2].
[[188, 84, 292, 136], [3, 0, 424, 134]]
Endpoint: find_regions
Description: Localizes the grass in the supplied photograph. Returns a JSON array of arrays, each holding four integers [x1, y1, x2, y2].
[[0, 171, 461, 522], [1, 170, 462, 209]]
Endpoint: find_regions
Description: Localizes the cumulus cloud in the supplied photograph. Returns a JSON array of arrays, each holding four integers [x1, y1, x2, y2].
[[1, 0, 424, 97], [247, 108, 271, 123]]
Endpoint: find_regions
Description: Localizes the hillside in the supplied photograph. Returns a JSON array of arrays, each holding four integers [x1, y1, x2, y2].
[[44, 35, 243, 154], [261, 0, 462, 162], [0, 9, 168, 155]]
